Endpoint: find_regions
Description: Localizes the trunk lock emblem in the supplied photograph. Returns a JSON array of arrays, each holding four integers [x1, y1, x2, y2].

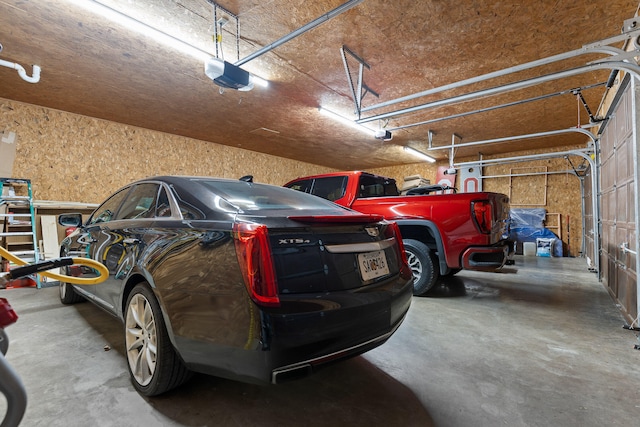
[[365, 227, 379, 237]]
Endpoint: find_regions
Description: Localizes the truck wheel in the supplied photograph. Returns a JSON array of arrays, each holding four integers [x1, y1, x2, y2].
[[403, 239, 438, 296]]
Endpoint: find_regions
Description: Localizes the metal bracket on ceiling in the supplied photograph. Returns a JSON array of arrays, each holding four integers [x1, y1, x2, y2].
[[623, 17, 640, 37], [571, 88, 598, 125], [565, 155, 589, 178], [340, 45, 379, 120], [207, 1, 240, 61]]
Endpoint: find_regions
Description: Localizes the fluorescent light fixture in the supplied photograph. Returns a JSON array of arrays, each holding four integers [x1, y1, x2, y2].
[[318, 107, 375, 136], [67, 0, 211, 62], [251, 75, 269, 88], [66, 0, 269, 89], [403, 146, 436, 163]]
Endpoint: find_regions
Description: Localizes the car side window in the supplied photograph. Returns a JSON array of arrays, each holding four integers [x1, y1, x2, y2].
[[177, 201, 201, 220], [88, 187, 131, 225], [116, 183, 161, 220], [155, 187, 172, 217]]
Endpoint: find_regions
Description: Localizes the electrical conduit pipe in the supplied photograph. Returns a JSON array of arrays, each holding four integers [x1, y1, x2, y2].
[[0, 59, 40, 84]]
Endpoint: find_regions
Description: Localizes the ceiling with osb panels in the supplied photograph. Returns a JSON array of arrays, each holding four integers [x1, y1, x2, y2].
[[0, 0, 638, 170]]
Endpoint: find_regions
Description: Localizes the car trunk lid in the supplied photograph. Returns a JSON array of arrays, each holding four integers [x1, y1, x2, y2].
[[271, 217, 403, 294]]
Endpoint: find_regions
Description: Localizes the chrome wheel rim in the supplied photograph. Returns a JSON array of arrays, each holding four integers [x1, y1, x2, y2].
[[125, 293, 157, 386], [405, 250, 422, 282]]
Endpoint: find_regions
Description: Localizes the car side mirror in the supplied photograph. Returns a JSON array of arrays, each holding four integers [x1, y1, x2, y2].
[[58, 213, 83, 227]]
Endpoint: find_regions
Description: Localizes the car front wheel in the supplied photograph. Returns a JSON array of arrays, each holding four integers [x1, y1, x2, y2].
[[403, 239, 438, 296], [59, 279, 84, 304], [124, 283, 191, 396]]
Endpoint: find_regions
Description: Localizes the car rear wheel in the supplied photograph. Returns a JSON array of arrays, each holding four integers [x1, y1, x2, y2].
[[124, 283, 191, 396], [403, 239, 438, 296]]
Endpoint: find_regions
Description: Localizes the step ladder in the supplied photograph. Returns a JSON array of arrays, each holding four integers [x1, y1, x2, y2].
[[0, 178, 40, 288]]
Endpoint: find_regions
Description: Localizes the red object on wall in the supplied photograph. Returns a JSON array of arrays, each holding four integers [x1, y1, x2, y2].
[[435, 166, 456, 193]]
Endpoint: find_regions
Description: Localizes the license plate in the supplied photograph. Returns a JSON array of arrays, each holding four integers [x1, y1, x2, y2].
[[358, 250, 390, 281]]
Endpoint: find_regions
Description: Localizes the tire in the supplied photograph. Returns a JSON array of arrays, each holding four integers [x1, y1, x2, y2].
[[124, 283, 191, 396], [403, 239, 439, 296], [59, 281, 84, 304]]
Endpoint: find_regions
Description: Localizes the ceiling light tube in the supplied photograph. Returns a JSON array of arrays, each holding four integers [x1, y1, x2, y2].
[[66, 0, 269, 88], [318, 107, 374, 136], [403, 146, 436, 163], [67, 0, 211, 61], [251, 75, 269, 88]]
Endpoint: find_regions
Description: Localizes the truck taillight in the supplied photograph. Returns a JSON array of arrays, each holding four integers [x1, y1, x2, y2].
[[233, 223, 280, 307], [472, 200, 493, 234]]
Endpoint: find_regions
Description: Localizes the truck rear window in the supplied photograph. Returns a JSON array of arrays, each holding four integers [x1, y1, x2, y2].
[[358, 175, 399, 198], [287, 176, 348, 201]]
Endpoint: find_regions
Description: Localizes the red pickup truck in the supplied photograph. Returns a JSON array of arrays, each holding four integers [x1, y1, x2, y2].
[[284, 171, 513, 295]]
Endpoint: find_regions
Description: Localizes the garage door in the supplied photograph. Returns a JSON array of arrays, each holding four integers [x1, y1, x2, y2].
[[598, 77, 637, 324]]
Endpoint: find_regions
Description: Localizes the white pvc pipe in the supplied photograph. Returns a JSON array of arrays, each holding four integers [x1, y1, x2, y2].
[[0, 59, 41, 83]]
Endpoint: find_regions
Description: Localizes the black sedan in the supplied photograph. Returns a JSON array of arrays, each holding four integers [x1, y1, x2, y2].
[[58, 176, 413, 396]]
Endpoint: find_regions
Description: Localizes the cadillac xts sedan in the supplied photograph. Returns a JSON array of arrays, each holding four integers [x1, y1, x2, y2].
[[58, 176, 413, 396]]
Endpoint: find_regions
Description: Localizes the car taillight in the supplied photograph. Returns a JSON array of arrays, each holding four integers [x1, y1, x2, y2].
[[233, 223, 280, 307], [384, 221, 412, 279], [472, 200, 493, 234]]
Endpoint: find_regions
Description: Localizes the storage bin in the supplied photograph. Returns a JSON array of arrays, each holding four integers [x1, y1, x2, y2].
[[523, 242, 536, 256]]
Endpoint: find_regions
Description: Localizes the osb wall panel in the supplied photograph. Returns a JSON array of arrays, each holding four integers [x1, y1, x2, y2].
[[0, 99, 332, 204]]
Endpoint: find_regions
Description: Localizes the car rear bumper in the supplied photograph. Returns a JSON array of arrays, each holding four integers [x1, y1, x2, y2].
[[267, 276, 413, 383], [175, 275, 413, 385], [461, 240, 513, 270], [270, 311, 406, 383]]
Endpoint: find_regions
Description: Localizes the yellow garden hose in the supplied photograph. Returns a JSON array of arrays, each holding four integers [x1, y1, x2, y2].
[[0, 246, 108, 285]]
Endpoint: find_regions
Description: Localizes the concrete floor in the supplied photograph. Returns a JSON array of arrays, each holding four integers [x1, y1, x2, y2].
[[1, 256, 639, 427]]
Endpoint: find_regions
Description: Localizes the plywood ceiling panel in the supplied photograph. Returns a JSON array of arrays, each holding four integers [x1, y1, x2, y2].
[[0, 0, 637, 169]]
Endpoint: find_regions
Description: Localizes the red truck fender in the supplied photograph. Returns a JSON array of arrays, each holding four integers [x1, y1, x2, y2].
[[393, 219, 449, 274]]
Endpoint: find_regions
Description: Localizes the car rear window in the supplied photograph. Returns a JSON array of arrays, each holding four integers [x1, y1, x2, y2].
[[195, 180, 349, 213]]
